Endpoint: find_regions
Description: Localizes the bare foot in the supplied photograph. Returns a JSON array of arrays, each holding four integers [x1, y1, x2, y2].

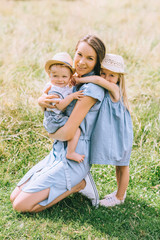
[[66, 152, 85, 163]]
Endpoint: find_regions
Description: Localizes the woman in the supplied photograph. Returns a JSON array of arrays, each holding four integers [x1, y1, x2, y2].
[[10, 35, 106, 212]]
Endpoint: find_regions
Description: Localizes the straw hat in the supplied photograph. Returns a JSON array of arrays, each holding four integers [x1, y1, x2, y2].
[[45, 52, 75, 73], [101, 54, 125, 74]]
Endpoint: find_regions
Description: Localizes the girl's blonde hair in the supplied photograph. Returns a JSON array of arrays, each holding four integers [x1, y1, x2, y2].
[[119, 74, 130, 112]]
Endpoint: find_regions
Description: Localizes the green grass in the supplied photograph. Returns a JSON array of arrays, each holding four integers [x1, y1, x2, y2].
[[0, 0, 160, 239]]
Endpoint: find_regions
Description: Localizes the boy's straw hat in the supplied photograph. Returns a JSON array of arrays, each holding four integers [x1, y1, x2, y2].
[[101, 54, 125, 74], [45, 52, 75, 73]]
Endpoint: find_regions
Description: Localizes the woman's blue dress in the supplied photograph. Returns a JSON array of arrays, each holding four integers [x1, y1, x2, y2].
[[17, 82, 105, 206]]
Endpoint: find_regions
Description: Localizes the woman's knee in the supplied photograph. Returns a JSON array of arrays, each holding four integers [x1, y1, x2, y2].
[[12, 199, 26, 212], [12, 188, 49, 212], [12, 199, 33, 212], [12, 195, 33, 212], [10, 193, 15, 203], [12, 200, 21, 212], [10, 187, 20, 203]]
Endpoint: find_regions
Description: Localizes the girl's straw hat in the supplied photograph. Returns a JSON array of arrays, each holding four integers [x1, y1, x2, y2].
[[45, 52, 75, 73], [101, 54, 125, 74]]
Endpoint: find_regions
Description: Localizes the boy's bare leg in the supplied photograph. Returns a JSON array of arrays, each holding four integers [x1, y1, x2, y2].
[[116, 166, 129, 200], [66, 128, 85, 163]]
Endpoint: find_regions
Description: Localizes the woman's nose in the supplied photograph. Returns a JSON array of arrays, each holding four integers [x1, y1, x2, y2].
[[79, 57, 85, 65]]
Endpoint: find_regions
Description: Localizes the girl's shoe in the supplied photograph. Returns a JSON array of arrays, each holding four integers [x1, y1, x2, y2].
[[100, 195, 125, 207], [104, 191, 126, 200], [103, 190, 117, 199]]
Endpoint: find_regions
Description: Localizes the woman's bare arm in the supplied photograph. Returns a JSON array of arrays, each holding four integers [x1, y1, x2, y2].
[[49, 96, 97, 141]]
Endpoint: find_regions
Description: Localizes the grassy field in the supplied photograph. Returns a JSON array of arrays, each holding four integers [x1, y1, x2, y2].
[[0, 0, 160, 239]]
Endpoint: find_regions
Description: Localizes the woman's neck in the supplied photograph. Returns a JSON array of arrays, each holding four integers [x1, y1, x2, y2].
[[81, 70, 95, 77], [75, 71, 95, 91]]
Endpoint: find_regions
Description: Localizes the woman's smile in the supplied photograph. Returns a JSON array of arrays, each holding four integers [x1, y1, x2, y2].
[[76, 65, 87, 72]]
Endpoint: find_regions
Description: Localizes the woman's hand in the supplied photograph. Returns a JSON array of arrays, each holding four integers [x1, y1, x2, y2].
[[38, 85, 60, 111]]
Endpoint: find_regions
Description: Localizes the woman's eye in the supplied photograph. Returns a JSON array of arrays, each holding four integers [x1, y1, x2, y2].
[[78, 52, 82, 56], [88, 57, 93, 60]]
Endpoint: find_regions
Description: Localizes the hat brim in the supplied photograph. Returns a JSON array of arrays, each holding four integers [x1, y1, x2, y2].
[[45, 60, 75, 74], [101, 64, 126, 74]]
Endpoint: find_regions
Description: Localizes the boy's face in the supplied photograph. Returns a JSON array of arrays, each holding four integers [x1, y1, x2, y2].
[[49, 65, 72, 87], [100, 69, 119, 84]]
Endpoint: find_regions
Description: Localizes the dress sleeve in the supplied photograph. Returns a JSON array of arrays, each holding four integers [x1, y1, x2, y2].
[[79, 83, 105, 111]]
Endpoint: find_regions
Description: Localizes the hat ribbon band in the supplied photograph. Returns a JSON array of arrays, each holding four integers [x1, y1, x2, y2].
[[63, 61, 72, 68]]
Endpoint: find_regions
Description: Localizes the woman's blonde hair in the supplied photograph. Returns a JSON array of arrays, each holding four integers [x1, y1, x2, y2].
[[119, 74, 130, 112]]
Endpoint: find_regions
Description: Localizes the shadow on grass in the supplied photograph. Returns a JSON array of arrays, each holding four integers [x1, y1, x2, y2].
[[18, 193, 160, 240]]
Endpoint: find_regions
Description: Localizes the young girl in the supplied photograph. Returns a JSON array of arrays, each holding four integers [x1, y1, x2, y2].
[[72, 53, 133, 207]]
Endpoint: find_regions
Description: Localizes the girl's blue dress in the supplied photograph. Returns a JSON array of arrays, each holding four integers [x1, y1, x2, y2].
[[90, 90, 133, 166], [17, 78, 105, 206]]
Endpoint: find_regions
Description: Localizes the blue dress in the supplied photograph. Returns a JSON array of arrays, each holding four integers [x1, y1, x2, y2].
[[17, 77, 105, 206], [90, 90, 133, 166]]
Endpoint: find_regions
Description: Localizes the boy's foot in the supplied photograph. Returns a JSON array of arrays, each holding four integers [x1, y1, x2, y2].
[[66, 152, 85, 163], [100, 195, 125, 207], [104, 191, 126, 200]]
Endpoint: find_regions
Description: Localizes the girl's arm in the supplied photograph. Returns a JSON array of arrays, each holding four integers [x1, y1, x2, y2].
[[72, 76, 120, 101], [49, 96, 97, 141]]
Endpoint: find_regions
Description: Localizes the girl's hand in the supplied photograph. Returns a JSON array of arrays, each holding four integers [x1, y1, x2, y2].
[[70, 76, 82, 86], [72, 90, 84, 100], [38, 85, 60, 109], [70, 77, 76, 86]]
